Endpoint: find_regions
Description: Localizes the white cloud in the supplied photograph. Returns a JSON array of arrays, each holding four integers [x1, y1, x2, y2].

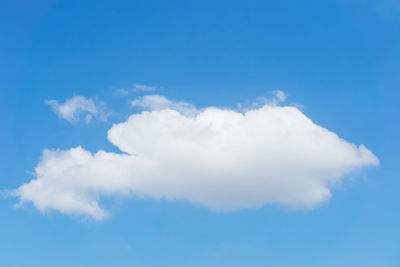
[[133, 84, 157, 92], [12, 94, 378, 220], [46, 95, 108, 123]]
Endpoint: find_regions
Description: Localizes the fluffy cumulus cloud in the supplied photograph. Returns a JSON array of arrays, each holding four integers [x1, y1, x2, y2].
[[46, 95, 108, 123], [12, 94, 378, 219]]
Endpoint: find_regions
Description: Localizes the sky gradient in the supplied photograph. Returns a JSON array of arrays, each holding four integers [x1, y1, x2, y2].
[[1, 0, 399, 266]]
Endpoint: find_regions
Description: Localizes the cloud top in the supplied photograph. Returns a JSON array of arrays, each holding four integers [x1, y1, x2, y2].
[[12, 95, 378, 219]]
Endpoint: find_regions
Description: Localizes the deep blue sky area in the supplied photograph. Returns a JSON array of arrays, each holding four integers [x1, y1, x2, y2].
[[1, 0, 399, 266]]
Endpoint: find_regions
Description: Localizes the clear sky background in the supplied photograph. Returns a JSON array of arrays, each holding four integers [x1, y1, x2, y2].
[[1, 0, 399, 266]]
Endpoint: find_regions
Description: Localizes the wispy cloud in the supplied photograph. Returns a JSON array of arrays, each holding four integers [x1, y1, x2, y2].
[[114, 84, 160, 96], [46, 95, 108, 123], [115, 89, 130, 96], [133, 84, 157, 92], [237, 90, 289, 111], [272, 90, 287, 102], [131, 94, 198, 116]]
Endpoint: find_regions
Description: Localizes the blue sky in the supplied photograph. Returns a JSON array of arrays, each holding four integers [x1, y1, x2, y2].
[[1, 0, 399, 266]]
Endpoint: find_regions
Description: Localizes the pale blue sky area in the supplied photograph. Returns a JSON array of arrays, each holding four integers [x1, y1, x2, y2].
[[0, 0, 399, 266]]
